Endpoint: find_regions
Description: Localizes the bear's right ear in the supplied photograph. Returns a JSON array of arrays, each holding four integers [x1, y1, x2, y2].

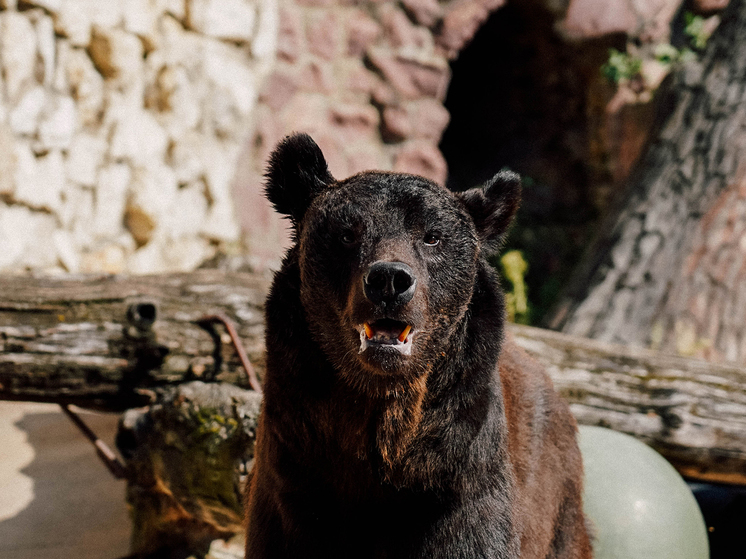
[[264, 133, 335, 224], [456, 170, 521, 254]]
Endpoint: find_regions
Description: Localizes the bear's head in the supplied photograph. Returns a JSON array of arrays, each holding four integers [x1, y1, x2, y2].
[[266, 134, 520, 390]]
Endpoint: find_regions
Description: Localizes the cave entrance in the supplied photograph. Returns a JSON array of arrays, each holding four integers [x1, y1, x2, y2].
[[440, 0, 612, 324]]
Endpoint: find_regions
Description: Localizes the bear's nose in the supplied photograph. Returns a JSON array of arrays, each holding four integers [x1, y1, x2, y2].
[[363, 261, 417, 306]]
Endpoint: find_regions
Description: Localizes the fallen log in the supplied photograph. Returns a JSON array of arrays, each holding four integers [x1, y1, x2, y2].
[[0, 271, 744, 484], [510, 324, 746, 486], [0, 271, 269, 410]]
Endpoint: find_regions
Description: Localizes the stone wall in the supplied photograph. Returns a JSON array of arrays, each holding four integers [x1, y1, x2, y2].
[[235, 0, 507, 268], [0, 0, 722, 274], [0, 0, 277, 274]]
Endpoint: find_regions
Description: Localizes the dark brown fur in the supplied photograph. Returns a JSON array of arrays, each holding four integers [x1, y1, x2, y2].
[[245, 134, 591, 558]]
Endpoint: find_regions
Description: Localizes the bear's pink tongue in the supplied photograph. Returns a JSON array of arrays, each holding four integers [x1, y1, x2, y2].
[[363, 321, 411, 343]]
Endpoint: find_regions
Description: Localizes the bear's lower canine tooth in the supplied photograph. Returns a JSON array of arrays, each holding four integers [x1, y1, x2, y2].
[[364, 323, 373, 339], [398, 325, 411, 343]]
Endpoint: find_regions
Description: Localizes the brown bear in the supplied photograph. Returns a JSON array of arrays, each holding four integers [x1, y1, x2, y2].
[[245, 133, 592, 559]]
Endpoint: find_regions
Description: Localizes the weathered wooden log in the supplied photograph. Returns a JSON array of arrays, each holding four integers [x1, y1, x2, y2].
[[117, 381, 260, 558], [0, 271, 744, 484], [0, 271, 269, 410], [510, 324, 746, 486]]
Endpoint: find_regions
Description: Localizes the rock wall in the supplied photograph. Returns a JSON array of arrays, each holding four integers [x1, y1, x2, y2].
[[0, 0, 719, 274], [235, 0, 506, 268], [0, 0, 277, 274]]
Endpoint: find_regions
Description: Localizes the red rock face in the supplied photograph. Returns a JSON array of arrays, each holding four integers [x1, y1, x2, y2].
[[239, 0, 733, 270], [693, 0, 731, 15]]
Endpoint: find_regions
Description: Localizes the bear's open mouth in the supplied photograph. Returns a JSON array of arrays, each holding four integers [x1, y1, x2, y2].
[[359, 318, 413, 355]]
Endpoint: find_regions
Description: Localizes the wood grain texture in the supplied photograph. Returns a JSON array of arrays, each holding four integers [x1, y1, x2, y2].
[[511, 323, 746, 485], [0, 271, 743, 483], [0, 271, 269, 409]]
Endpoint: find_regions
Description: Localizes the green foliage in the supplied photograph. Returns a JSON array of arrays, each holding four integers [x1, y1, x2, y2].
[[684, 12, 711, 51], [500, 250, 530, 324], [653, 42, 681, 66], [602, 48, 642, 84]]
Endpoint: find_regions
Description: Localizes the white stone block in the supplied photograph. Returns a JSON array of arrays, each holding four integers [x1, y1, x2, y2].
[[55, 0, 91, 46], [186, 0, 256, 42], [128, 163, 178, 242], [58, 182, 94, 231], [201, 202, 240, 241], [0, 206, 58, 270], [56, 0, 124, 46], [154, 14, 204, 67], [93, 163, 131, 238], [124, 0, 168, 39], [252, 0, 278, 61], [13, 145, 65, 213], [163, 236, 215, 271], [62, 45, 105, 126], [128, 233, 215, 274], [166, 0, 186, 20], [203, 40, 257, 118], [0, 13, 38, 102], [9, 87, 46, 136], [110, 104, 168, 165], [202, 140, 241, 205], [0, 206, 28, 268], [65, 132, 107, 187], [79, 242, 128, 274], [38, 94, 78, 149], [162, 181, 208, 238], [167, 132, 206, 184], [145, 64, 201, 137], [127, 241, 163, 274]]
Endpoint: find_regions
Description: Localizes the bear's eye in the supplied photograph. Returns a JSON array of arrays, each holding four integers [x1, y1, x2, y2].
[[341, 231, 356, 246], [423, 232, 441, 246]]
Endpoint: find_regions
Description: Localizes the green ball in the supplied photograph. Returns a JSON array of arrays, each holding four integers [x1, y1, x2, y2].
[[578, 426, 709, 559]]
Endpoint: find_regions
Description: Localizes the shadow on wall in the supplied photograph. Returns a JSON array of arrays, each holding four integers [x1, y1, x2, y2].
[[0, 403, 130, 559]]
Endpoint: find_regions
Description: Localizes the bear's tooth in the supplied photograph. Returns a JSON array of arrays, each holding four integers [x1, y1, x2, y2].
[[364, 322, 373, 339], [398, 325, 412, 343]]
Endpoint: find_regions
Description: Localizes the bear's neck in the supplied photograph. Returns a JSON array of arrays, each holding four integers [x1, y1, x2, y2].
[[372, 261, 508, 485]]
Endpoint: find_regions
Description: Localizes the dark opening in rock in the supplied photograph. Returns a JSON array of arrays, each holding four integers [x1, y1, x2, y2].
[[440, 0, 619, 324]]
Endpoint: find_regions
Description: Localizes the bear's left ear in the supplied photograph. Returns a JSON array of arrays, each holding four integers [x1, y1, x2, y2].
[[264, 133, 335, 224], [456, 170, 521, 253]]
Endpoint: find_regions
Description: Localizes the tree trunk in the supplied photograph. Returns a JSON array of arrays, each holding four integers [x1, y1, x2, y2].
[[548, 0, 746, 364], [0, 271, 268, 410]]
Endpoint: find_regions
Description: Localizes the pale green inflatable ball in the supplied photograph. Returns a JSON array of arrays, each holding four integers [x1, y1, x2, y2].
[[578, 425, 709, 559]]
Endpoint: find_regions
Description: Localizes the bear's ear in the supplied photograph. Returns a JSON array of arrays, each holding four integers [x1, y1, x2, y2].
[[264, 133, 335, 223], [456, 170, 521, 253]]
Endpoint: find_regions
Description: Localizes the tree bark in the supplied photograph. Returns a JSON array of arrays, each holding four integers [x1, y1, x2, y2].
[[548, 0, 746, 364], [0, 271, 743, 483], [0, 271, 268, 410]]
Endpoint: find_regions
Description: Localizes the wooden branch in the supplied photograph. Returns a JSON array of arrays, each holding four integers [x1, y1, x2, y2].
[[0, 271, 269, 410], [0, 271, 744, 484], [510, 323, 746, 485]]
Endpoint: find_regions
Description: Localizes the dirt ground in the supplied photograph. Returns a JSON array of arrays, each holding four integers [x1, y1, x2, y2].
[[0, 401, 131, 559]]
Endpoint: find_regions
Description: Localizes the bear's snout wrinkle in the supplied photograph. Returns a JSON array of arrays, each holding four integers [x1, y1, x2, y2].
[[363, 261, 417, 306]]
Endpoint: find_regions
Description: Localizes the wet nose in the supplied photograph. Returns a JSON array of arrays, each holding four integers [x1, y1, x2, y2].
[[363, 261, 417, 305]]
